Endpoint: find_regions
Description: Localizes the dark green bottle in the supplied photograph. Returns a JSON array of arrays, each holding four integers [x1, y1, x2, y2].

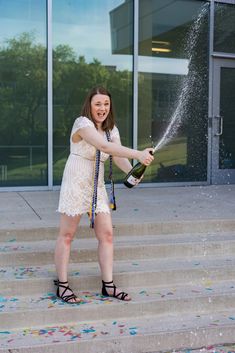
[[123, 162, 146, 188]]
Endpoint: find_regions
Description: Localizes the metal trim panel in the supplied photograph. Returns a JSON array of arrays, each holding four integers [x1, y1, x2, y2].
[[0, 186, 50, 192], [214, 0, 235, 4], [213, 52, 235, 59], [133, 0, 139, 153], [47, 0, 53, 189], [207, 0, 214, 184]]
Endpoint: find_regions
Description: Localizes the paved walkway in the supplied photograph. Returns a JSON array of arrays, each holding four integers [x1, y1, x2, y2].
[[0, 184, 235, 230]]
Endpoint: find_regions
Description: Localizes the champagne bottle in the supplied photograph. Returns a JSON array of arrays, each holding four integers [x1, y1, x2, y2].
[[123, 162, 147, 188], [124, 150, 154, 188]]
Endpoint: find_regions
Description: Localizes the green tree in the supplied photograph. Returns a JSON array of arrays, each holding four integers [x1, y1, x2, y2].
[[0, 32, 47, 147], [0, 31, 133, 184]]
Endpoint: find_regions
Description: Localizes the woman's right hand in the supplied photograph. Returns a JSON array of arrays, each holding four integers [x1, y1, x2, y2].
[[137, 148, 154, 166]]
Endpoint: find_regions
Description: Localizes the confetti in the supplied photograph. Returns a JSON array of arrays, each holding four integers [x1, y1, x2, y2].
[[82, 328, 96, 333], [139, 290, 147, 295]]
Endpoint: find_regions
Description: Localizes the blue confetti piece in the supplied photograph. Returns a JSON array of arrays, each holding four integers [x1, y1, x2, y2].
[[129, 330, 137, 335], [112, 321, 117, 325], [73, 272, 80, 276], [71, 335, 79, 340], [0, 331, 11, 334], [0, 297, 7, 303], [229, 316, 235, 320], [82, 329, 96, 333], [10, 298, 19, 302]]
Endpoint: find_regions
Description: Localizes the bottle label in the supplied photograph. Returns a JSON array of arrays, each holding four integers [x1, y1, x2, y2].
[[126, 175, 140, 186]]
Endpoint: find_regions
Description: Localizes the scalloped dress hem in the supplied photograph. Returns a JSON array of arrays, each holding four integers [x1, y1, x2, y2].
[[56, 209, 111, 218]]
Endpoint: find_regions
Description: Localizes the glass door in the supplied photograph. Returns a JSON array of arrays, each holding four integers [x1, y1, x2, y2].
[[212, 59, 235, 184]]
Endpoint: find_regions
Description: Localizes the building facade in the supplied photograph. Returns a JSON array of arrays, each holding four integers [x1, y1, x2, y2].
[[0, 0, 234, 190]]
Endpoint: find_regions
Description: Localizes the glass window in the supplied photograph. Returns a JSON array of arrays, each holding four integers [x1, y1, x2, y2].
[[0, 0, 47, 187], [214, 2, 235, 54], [138, 0, 209, 182], [53, 0, 133, 184], [219, 67, 235, 169]]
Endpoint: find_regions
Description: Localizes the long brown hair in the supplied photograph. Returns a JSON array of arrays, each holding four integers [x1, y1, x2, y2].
[[80, 86, 115, 131]]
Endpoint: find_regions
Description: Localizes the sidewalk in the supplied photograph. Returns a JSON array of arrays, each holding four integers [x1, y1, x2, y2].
[[1, 184, 235, 352], [0, 184, 235, 231]]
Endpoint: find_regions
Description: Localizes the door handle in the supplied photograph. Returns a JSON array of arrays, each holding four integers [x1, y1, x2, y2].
[[215, 115, 223, 136]]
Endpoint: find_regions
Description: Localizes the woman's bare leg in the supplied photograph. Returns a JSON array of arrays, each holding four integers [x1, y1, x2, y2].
[[54, 213, 81, 302], [94, 212, 131, 300]]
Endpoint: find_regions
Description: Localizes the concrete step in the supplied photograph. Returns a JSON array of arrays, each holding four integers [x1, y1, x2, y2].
[[1, 221, 235, 351], [1, 218, 235, 241], [1, 232, 235, 266], [1, 256, 235, 296], [178, 345, 235, 353], [1, 281, 235, 330], [1, 310, 235, 352]]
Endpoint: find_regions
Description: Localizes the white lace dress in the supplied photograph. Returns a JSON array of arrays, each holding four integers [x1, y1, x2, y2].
[[58, 116, 120, 217]]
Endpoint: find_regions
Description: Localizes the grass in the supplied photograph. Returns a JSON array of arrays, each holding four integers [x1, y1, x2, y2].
[[1, 137, 187, 185]]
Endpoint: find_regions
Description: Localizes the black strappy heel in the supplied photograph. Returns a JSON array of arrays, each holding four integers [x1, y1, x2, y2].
[[102, 280, 131, 301], [54, 279, 81, 304]]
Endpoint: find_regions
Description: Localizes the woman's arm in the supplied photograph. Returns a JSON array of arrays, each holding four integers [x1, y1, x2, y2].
[[72, 126, 154, 165], [113, 157, 132, 174], [111, 131, 133, 173]]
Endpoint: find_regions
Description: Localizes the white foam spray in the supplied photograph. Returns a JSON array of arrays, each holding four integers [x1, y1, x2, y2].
[[153, 3, 209, 153]]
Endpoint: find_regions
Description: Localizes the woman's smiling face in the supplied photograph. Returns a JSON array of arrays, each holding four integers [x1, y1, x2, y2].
[[91, 94, 110, 126]]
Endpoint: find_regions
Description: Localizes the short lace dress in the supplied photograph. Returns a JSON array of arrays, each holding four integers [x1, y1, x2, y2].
[[58, 116, 120, 217]]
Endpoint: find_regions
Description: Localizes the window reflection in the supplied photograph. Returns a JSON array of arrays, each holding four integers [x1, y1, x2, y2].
[[214, 3, 235, 54], [53, 0, 133, 184], [138, 0, 209, 182], [0, 0, 47, 186]]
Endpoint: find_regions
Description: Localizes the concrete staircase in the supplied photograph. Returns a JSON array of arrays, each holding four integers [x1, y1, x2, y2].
[[1, 220, 235, 353]]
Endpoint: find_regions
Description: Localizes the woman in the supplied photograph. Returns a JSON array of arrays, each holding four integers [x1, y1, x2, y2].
[[54, 86, 154, 303]]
